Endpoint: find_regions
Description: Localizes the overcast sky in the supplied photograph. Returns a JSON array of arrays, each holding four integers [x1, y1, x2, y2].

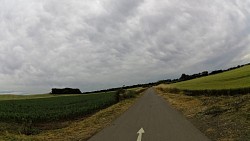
[[0, 0, 250, 94]]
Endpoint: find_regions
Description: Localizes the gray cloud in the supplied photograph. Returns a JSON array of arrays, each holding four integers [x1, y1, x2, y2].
[[0, 0, 250, 93]]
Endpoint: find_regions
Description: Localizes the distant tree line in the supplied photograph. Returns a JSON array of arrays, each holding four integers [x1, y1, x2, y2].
[[82, 83, 152, 94], [51, 88, 82, 94], [137, 63, 250, 85], [82, 63, 250, 94], [176, 63, 249, 82], [51, 63, 249, 94]]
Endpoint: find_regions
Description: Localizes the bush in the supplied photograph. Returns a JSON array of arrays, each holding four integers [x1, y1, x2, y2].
[[123, 91, 136, 99], [115, 89, 139, 101]]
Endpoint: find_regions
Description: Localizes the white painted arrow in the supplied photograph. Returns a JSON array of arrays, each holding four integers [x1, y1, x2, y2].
[[137, 128, 145, 141]]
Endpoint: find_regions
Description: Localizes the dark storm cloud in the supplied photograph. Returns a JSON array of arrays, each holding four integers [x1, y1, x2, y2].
[[0, 0, 250, 93]]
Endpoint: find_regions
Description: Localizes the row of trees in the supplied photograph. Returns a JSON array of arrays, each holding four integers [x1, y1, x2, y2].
[[51, 88, 82, 94], [82, 63, 250, 94], [82, 83, 151, 94], [177, 64, 248, 82], [51, 63, 249, 94]]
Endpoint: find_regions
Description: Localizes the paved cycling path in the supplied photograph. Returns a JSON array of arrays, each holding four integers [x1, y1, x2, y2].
[[88, 88, 210, 141]]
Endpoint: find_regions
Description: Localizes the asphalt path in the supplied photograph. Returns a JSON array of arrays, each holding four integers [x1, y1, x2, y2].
[[88, 88, 210, 141]]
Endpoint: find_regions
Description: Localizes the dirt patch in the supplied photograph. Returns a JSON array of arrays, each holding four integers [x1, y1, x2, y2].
[[155, 86, 250, 141]]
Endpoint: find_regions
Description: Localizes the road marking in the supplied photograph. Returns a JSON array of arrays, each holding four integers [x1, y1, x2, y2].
[[137, 128, 145, 141]]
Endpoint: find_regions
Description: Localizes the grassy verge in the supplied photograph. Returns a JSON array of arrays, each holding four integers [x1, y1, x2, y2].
[[0, 90, 145, 141], [181, 88, 250, 96], [155, 86, 250, 141], [158, 84, 250, 96]]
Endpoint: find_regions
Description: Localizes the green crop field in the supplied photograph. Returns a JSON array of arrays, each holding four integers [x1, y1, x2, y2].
[[0, 92, 117, 123], [171, 65, 250, 90]]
